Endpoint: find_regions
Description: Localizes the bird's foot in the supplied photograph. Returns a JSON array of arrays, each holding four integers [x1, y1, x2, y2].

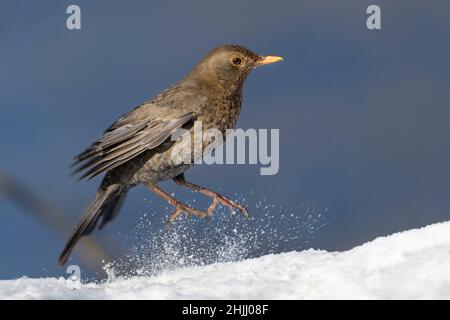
[[167, 201, 211, 226], [207, 193, 249, 218], [172, 174, 249, 218]]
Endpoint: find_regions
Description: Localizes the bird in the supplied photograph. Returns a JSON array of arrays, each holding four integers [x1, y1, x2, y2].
[[59, 45, 283, 266]]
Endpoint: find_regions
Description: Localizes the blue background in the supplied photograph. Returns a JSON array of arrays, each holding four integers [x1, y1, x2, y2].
[[1, 0, 449, 279]]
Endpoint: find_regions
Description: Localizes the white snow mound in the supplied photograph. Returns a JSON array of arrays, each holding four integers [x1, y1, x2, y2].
[[1, 221, 450, 299]]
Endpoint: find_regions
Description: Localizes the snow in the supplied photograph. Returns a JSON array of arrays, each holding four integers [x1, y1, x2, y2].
[[1, 221, 449, 299]]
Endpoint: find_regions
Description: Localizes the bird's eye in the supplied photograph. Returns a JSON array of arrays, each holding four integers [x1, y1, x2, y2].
[[232, 57, 242, 65]]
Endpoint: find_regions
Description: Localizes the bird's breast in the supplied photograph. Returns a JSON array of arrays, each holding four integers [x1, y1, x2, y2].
[[198, 92, 242, 134]]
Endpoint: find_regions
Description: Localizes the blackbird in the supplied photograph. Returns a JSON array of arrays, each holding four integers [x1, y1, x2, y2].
[[59, 45, 282, 265]]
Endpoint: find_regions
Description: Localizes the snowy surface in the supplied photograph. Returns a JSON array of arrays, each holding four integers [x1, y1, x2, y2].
[[1, 221, 449, 299]]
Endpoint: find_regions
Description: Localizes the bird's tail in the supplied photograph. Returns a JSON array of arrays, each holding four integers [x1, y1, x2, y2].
[[58, 182, 127, 266]]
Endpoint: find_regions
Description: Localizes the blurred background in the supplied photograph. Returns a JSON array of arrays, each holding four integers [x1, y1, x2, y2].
[[1, 0, 449, 279]]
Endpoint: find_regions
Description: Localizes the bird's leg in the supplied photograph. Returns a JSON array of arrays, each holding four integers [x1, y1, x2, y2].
[[173, 174, 249, 217], [148, 183, 211, 225]]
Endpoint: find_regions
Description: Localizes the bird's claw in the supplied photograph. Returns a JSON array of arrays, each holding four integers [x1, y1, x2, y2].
[[166, 202, 211, 226], [165, 194, 248, 227], [209, 193, 249, 218]]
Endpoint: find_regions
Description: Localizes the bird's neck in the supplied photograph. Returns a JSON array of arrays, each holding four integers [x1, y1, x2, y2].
[[183, 71, 244, 131], [184, 66, 245, 98]]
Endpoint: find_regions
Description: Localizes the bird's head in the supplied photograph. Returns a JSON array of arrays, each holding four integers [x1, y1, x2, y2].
[[186, 45, 283, 92]]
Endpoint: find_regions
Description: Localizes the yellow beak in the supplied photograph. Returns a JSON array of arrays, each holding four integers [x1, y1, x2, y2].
[[257, 55, 284, 65]]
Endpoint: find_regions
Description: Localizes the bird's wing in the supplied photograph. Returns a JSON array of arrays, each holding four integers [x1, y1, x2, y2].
[[71, 101, 195, 180]]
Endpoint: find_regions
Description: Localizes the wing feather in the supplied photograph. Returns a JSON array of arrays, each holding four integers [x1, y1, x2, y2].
[[72, 111, 194, 180]]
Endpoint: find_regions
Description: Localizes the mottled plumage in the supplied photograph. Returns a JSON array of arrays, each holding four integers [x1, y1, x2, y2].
[[59, 45, 282, 265]]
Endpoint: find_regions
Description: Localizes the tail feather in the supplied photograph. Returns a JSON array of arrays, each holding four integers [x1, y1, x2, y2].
[[58, 184, 126, 266], [98, 190, 127, 230]]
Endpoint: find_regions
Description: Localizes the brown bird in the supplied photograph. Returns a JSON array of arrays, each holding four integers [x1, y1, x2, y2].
[[59, 45, 282, 265]]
